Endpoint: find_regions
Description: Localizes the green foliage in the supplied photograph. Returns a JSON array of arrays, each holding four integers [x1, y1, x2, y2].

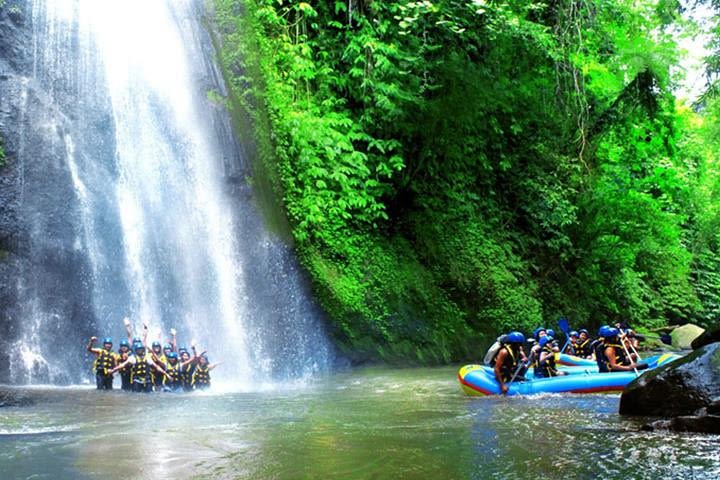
[[0, 137, 6, 167], [213, 0, 720, 362]]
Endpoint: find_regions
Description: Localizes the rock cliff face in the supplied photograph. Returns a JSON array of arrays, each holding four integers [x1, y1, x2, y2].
[[0, 0, 336, 384], [0, 1, 31, 383], [0, 1, 97, 383]]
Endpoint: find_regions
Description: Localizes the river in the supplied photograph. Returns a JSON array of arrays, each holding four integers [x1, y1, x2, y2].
[[1, 366, 718, 479]]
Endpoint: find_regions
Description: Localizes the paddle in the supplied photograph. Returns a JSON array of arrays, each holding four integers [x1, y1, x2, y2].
[[620, 329, 642, 361], [634, 332, 672, 346], [617, 334, 640, 377], [558, 317, 575, 355]]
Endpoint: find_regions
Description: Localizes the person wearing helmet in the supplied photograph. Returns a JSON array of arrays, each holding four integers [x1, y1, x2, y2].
[[163, 352, 191, 392], [536, 336, 566, 378], [110, 343, 171, 392], [545, 329, 560, 352], [602, 328, 647, 373], [191, 351, 222, 390], [178, 347, 196, 392], [87, 336, 118, 390], [529, 327, 547, 363], [149, 341, 166, 391], [575, 328, 592, 358], [493, 331, 527, 394], [563, 331, 579, 355], [117, 339, 133, 390], [623, 329, 640, 361], [122, 317, 150, 349]]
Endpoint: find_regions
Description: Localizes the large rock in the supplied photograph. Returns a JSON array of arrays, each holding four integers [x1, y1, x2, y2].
[[670, 323, 705, 349], [692, 325, 720, 350], [619, 343, 720, 416]]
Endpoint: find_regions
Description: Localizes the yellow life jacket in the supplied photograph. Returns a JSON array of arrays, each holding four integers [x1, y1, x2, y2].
[[604, 342, 630, 370], [576, 338, 591, 358], [131, 354, 150, 383], [537, 345, 558, 377], [192, 365, 211, 387], [164, 362, 181, 385], [94, 349, 117, 376], [181, 364, 194, 386], [118, 352, 132, 374]]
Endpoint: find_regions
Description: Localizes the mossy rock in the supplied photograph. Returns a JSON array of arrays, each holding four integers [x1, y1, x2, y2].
[[671, 324, 705, 349]]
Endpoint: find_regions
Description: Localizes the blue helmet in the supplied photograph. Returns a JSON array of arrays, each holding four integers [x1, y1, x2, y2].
[[579, 328, 589, 336], [133, 342, 145, 352], [119, 339, 129, 348], [539, 336, 553, 348], [546, 329, 555, 338], [598, 325, 610, 337], [163, 343, 172, 351], [152, 341, 161, 348], [605, 327, 620, 339], [167, 352, 178, 360], [178, 346, 188, 353], [569, 330, 578, 338], [533, 327, 546, 339], [132, 336, 142, 344], [506, 331, 525, 344]]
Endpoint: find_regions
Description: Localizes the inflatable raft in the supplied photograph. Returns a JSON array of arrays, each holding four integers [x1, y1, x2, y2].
[[458, 353, 678, 396], [556, 353, 598, 367]]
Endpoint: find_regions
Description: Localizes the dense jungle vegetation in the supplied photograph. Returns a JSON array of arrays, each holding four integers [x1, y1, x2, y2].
[[213, 0, 720, 363]]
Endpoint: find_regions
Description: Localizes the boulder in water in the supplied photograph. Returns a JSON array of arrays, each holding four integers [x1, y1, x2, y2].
[[641, 415, 720, 434], [619, 343, 720, 417], [670, 323, 705, 349], [0, 386, 35, 407], [691, 325, 720, 350]]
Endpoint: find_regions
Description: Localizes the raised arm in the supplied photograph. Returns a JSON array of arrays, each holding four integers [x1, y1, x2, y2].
[[86, 336, 102, 355], [208, 361, 222, 371], [109, 357, 132, 375], [180, 356, 196, 368], [123, 317, 133, 344], [149, 358, 172, 379], [169, 328, 177, 352], [539, 349, 553, 365], [150, 349, 162, 364]]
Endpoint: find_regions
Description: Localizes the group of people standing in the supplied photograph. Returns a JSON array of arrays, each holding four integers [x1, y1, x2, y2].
[[489, 323, 647, 394], [87, 318, 220, 392]]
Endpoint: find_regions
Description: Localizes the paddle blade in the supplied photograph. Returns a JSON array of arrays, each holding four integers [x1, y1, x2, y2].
[[558, 316, 570, 334]]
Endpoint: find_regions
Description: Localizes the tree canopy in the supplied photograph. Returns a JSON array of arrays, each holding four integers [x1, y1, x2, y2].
[[213, 0, 720, 363]]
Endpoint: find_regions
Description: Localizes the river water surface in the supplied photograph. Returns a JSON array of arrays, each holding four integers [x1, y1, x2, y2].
[[1, 366, 718, 479]]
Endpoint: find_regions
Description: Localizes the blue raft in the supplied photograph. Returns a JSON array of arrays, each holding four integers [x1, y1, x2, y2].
[[458, 353, 678, 396]]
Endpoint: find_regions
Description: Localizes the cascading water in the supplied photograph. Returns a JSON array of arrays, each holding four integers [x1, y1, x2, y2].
[[5, 0, 334, 386]]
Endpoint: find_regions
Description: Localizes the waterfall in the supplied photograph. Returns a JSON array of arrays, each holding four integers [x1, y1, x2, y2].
[[6, 0, 334, 386]]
